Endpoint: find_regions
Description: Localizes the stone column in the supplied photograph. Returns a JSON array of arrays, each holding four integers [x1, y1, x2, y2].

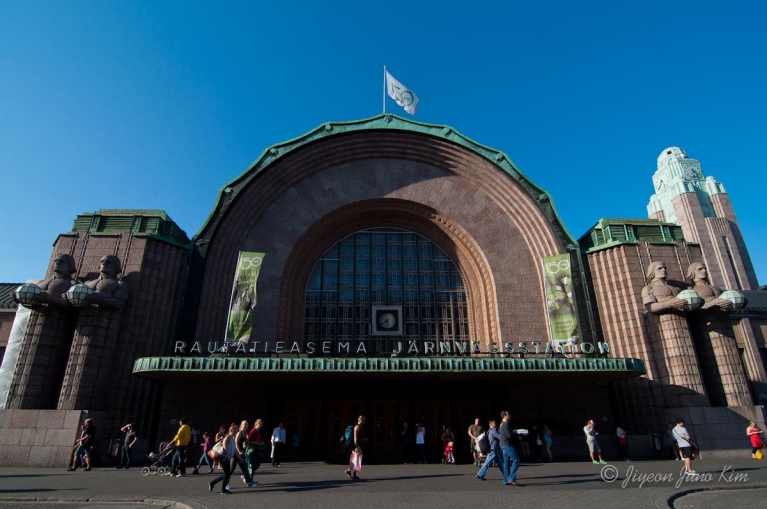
[[57, 306, 123, 411], [6, 307, 77, 409], [646, 311, 709, 408], [689, 311, 752, 407]]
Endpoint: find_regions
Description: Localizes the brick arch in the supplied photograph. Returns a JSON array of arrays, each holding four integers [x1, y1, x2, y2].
[[276, 198, 498, 347]]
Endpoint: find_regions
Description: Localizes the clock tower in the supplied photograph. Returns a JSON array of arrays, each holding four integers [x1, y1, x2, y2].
[[647, 147, 758, 290]]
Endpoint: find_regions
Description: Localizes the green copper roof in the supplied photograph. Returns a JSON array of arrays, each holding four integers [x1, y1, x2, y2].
[[578, 218, 687, 253], [196, 114, 575, 245], [69, 209, 191, 247], [133, 356, 645, 383]]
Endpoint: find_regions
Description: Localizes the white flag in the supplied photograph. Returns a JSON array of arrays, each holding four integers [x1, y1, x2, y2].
[[385, 70, 419, 115]]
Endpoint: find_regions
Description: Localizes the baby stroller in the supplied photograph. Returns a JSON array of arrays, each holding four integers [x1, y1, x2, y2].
[[141, 442, 175, 476]]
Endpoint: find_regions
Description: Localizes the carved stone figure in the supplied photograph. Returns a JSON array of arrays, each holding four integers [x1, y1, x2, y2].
[[641, 260, 708, 407], [83, 255, 128, 310], [641, 261, 688, 314], [6, 254, 78, 409], [685, 261, 751, 406], [686, 262, 732, 312], [27, 253, 77, 306]]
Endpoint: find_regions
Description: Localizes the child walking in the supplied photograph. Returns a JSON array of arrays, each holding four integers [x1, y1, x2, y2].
[[193, 432, 214, 474]]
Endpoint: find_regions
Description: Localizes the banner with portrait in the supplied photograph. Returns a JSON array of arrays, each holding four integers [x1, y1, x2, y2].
[[543, 253, 579, 345], [225, 251, 265, 343]]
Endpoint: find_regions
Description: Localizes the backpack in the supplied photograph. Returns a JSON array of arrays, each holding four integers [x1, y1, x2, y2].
[[340, 425, 355, 449], [477, 432, 490, 454]]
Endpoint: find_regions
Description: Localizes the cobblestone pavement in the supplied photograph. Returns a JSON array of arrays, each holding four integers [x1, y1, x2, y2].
[[0, 458, 765, 509]]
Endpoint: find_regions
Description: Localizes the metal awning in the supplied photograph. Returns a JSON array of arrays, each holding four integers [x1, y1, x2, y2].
[[133, 356, 646, 384]]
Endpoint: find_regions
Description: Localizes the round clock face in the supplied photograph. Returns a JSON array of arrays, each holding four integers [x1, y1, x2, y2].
[[682, 166, 701, 179], [379, 312, 396, 329]]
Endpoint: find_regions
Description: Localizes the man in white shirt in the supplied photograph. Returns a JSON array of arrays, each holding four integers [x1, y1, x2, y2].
[[583, 420, 606, 464], [672, 418, 695, 475], [271, 423, 287, 467]]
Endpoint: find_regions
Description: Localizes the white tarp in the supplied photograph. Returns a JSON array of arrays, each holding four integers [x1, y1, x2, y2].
[[0, 285, 32, 409]]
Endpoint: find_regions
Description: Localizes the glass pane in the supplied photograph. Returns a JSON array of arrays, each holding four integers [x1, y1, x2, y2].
[[304, 228, 469, 354]]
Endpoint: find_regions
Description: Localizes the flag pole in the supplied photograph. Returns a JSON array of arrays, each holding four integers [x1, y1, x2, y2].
[[383, 65, 386, 114]]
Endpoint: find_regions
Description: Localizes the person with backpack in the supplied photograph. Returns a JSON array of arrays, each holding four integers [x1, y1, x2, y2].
[[338, 423, 354, 451], [475, 431, 489, 460], [476, 419, 503, 480], [345, 415, 367, 480]]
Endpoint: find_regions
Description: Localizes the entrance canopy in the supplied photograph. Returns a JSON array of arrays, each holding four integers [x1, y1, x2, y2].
[[133, 355, 645, 384]]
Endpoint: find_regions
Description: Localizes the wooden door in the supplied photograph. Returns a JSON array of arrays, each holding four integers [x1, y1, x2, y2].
[[283, 399, 321, 460], [326, 399, 365, 461], [414, 398, 451, 462], [370, 399, 409, 462]]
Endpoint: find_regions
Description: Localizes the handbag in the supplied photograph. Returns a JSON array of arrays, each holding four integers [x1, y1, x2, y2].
[[535, 437, 543, 446], [207, 442, 226, 462], [755, 449, 763, 460], [350, 450, 363, 472]]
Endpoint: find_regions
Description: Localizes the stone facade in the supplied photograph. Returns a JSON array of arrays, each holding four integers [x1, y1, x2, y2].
[[581, 230, 767, 457], [2, 213, 190, 463], [0, 409, 106, 467], [1, 117, 765, 466]]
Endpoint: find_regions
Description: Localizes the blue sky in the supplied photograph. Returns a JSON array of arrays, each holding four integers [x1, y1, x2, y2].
[[1, 1, 765, 285]]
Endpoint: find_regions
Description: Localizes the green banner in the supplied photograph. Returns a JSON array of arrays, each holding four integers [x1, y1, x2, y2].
[[225, 252, 265, 343], [543, 253, 579, 343]]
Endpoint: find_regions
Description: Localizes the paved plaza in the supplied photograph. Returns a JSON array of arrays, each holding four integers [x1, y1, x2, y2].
[[0, 458, 765, 509]]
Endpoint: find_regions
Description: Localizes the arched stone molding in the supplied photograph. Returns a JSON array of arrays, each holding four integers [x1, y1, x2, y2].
[[276, 199, 498, 348]]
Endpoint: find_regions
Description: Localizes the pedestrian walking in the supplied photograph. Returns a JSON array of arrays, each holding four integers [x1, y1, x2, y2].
[[476, 419, 503, 480], [499, 411, 522, 486], [673, 418, 697, 475], [747, 421, 765, 459], [345, 415, 368, 480], [208, 424, 236, 494], [67, 418, 96, 471], [163, 418, 191, 476], [193, 432, 214, 474]]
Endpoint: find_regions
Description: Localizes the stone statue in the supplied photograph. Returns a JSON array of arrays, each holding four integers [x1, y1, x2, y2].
[[686, 262, 733, 312], [83, 255, 128, 310], [641, 261, 688, 314], [28, 253, 77, 306]]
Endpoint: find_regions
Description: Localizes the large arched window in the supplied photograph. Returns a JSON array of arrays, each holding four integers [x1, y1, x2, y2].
[[304, 228, 469, 356]]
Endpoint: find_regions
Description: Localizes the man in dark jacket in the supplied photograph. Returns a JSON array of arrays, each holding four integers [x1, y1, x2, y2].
[[499, 411, 522, 486]]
